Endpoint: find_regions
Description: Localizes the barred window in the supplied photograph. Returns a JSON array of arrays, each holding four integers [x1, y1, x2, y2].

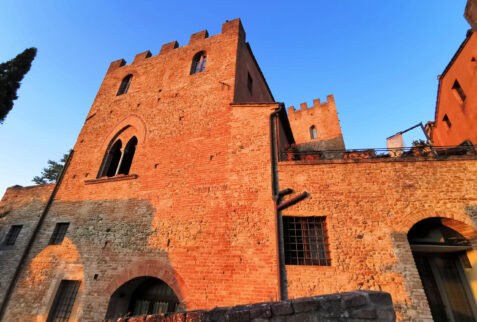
[[4, 225, 22, 245], [283, 216, 330, 266], [47, 280, 80, 322], [49, 223, 69, 245]]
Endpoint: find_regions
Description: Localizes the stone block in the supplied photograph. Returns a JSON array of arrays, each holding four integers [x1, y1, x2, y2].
[[270, 301, 294, 316]]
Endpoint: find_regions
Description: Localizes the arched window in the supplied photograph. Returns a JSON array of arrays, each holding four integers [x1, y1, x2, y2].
[[118, 137, 137, 175], [100, 139, 122, 178], [117, 74, 133, 96], [105, 277, 180, 319], [190, 51, 206, 74], [310, 125, 318, 140], [98, 136, 137, 178]]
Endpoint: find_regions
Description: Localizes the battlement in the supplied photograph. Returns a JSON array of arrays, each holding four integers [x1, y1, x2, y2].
[[107, 18, 245, 73], [287, 94, 335, 115]]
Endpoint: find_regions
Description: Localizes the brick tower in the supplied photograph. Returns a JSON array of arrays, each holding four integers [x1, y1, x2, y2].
[[1, 19, 284, 321], [287, 95, 345, 150]]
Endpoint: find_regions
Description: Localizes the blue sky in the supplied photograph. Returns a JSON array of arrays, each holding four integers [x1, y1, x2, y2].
[[0, 1, 470, 196]]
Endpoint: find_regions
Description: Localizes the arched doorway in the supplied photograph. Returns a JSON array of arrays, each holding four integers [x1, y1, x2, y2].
[[408, 217, 477, 322], [105, 276, 179, 319]]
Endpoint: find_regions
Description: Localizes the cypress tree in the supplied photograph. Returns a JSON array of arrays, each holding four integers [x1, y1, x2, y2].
[[0, 47, 37, 123]]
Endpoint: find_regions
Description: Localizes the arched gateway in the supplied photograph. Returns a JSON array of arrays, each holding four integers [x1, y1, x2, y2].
[[408, 217, 477, 322], [105, 276, 179, 319]]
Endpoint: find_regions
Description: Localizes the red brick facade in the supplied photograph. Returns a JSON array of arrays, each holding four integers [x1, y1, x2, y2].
[[287, 95, 345, 150], [1, 18, 477, 322], [428, 30, 477, 146]]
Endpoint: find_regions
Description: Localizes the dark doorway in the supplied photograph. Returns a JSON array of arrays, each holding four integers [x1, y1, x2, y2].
[[105, 276, 179, 320], [409, 218, 477, 322]]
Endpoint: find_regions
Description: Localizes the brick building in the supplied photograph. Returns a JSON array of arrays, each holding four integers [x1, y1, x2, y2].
[[1, 18, 477, 322], [426, 29, 477, 147]]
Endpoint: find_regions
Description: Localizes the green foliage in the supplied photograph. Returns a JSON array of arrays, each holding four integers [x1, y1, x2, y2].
[[33, 153, 69, 185], [412, 139, 427, 147], [0, 47, 37, 123]]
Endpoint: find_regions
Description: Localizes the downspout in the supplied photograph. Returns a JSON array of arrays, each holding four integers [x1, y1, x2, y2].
[[0, 150, 74, 320], [269, 104, 288, 300]]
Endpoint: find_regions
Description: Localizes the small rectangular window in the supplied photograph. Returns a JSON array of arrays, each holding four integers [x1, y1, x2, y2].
[[46, 280, 80, 322], [452, 80, 466, 102], [49, 223, 69, 245], [284, 216, 331, 266], [247, 73, 253, 94], [4, 225, 22, 245]]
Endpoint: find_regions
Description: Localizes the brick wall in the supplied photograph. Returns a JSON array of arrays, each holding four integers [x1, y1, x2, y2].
[[278, 158, 477, 320], [2, 19, 284, 321], [0, 184, 53, 305], [431, 31, 477, 146], [287, 95, 345, 149]]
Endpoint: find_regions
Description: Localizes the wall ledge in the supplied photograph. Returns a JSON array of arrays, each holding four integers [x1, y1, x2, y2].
[[84, 174, 138, 185]]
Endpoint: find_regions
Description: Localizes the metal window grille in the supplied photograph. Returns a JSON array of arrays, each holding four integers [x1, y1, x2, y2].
[[5, 225, 22, 245], [47, 280, 80, 322], [283, 216, 331, 266], [49, 223, 69, 245]]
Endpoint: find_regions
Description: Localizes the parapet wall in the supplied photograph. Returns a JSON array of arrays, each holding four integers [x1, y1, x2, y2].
[[107, 18, 245, 73], [106, 291, 395, 322], [0, 184, 54, 215], [287, 95, 345, 149]]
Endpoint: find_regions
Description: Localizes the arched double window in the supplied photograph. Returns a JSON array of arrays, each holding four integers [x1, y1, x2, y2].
[[190, 51, 206, 74], [117, 74, 133, 96], [99, 136, 138, 178], [310, 125, 318, 140]]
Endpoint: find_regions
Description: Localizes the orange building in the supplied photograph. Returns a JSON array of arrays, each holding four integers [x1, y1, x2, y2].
[[427, 29, 477, 146], [1, 18, 477, 322]]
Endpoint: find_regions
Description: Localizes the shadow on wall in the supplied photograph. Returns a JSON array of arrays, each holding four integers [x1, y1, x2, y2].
[[5, 198, 184, 321]]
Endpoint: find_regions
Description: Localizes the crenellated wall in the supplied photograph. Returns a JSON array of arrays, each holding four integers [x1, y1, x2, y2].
[[287, 95, 345, 150], [2, 19, 280, 321]]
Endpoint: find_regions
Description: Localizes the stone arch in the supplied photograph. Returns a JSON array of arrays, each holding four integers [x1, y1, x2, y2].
[[105, 260, 186, 307], [100, 114, 147, 153]]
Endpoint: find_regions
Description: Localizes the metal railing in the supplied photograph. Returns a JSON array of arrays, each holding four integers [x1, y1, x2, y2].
[[280, 144, 477, 162]]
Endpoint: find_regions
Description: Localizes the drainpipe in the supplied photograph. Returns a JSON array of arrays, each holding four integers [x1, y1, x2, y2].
[[269, 105, 288, 300], [270, 105, 310, 301], [0, 150, 74, 320]]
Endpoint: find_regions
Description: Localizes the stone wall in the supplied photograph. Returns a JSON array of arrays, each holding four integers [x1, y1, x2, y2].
[[0, 184, 53, 305], [107, 291, 395, 322]]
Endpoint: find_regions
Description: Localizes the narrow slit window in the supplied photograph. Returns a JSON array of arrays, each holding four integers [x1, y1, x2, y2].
[[452, 80, 466, 102], [310, 125, 318, 140], [190, 52, 206, 74], [46, 280, 80, 322], [117, 74, 133, 96], [247, 73, 253, 94], [443, 114, 452, 128], [49, 223, 70, 245], [4, 225, 22, 245], [283, 216, 331, 266]]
